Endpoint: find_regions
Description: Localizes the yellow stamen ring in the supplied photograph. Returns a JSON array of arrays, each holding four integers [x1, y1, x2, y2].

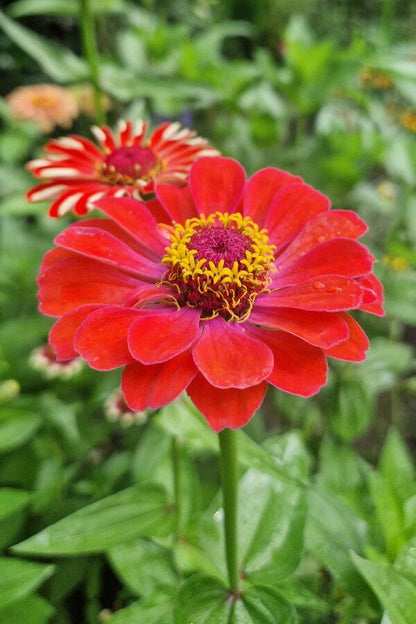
[[161, 212, 275, 321]]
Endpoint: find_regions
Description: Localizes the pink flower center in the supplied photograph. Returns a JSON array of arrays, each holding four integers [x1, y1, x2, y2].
[[161, 212, 276, 321], [190, 226, 252, 268], [103, 146, 160, 182]]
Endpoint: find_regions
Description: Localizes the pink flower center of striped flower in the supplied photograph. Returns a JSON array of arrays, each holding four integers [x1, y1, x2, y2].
[[101, 146, 160, 185]]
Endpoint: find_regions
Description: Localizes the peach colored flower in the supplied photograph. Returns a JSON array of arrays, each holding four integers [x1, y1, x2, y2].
[[6, 84, 78, 133]]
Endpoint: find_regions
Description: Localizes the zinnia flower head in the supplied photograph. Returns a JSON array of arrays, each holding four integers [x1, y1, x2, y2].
[[26, 119, 219, 218], [6, 84, 78, 133], [37, 157, 384, 431], [104, 389, 148, 427]]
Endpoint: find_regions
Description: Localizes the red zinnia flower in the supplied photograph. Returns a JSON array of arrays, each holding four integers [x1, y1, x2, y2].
[[37, 157, 384, 431], [26, 119, 219, 217]]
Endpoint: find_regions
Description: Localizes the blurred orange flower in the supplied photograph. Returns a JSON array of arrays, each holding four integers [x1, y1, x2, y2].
[[6, 83, 78, 133]]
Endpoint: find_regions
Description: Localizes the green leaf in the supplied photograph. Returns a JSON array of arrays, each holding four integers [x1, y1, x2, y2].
[[367, 470, 405, 559], [107, 586, 175, 623], [0, 595, 53, 624], [108, 539, 177, 596], [378, 428, 416, 504], [0, 409, 41, 454], [351, 553, 416, 624], [357, 338, 414, 393], [199, 469, 306, 584], [233, 585, 297, 623], [305, 485, 369, 598], [329, 379, 373, 442], [239, 471, 306, 583], [173, 575, 296, 623], [8, 0, 127, 17], [13, 484, 174, 556], [0, 557, 54, 610], [0, 9, 87, 82], [0, 488, 31, 520], [173, 575, 230, 623]]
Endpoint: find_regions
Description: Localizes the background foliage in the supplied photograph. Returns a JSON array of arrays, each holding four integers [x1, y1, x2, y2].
[[0, 1, 416, 622]]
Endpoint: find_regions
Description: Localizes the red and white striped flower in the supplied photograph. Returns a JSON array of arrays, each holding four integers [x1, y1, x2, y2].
[[26, 119, 219, 218]]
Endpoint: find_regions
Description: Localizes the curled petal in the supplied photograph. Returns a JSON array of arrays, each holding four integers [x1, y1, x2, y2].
[[49, 304, 101, 360], [128, 307, 202, 364], [324, 313, 369, 361], [122, 351, 197, 411], [358, 273, 385, 316], [190, 156, 246, 216], [187, 374, 267, 431], [248, 307, 349, 348], [192, 317, 273, 389], [244, 167, 302, 227], [74, 306, 140, 370], [249, 328, 327, 396]]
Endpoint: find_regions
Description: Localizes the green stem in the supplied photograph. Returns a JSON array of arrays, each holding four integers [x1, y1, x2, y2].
[[171, 437, 182, 541], [218, 428, 239, 594], [80, 0, 105, 126]]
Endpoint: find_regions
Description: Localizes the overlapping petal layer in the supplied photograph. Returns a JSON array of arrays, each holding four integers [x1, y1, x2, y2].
[[37, 156, 384, 431]]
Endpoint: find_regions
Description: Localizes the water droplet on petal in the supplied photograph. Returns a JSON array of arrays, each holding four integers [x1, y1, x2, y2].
[[312, 281, 326, 291]]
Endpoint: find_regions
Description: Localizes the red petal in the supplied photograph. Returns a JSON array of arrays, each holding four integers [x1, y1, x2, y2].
[[264, 183, 329, 250], [122, 351, 197, 411], [49, 304, 101, 360], [38, 256, 141, 316], [93, 196, 167, 258], [55, 225, 163, 281], [187, 374, 267, 431], [74, 306, 139, 370], [324, 313, 369, 361], [189, 157, 246, 216], [257, 277, 363, 311], [128, 307, 201, 364], [142, 197, 172, 224], [250, 328, 327, 396], [156, 183, 198, 223], [244, 167, 302, 227], [248, 307, 349, 348], [273, 209, 368, 265], [358, 273, 385, 316], [192, 317, 273, 389], [273, 239, 373, 287]]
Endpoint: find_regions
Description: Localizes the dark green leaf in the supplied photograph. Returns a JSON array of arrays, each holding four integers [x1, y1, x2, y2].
[[107, 586, 175, 623], [0, 557, 54, 610], [13, 485, 174, 556], [233, 585, 297, 623], [0, 488, 31, 520], [0, 9, 87, 82]]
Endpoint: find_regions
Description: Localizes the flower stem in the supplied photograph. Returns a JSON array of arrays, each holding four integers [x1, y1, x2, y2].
[[218, 428, 239, 594], [171, 436, 182, 541], [80, 0, 105, 126]]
